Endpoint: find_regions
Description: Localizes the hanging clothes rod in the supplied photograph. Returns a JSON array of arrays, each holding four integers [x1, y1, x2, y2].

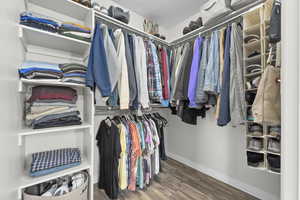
[[95, 105, 168, 116], [170, 0, 266, 47], [94, 12, 170, 46]]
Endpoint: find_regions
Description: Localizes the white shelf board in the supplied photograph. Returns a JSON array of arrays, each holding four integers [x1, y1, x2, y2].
[[19, 25, 90, 59], [19, 78, 87, 92], [18, 123, 92, 146], [267, 169, 280, 175], [266, 151, 281, 156], [248, 166, 266, 171], [18, 159, 90, 199], [246, 149, 265, 154], [25, 0, 90, 21]]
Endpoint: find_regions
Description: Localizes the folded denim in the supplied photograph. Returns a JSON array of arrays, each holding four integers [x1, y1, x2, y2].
[[30, 162, 81, 177], [33, 116, 82, 129], [32, 111, 80, 125], [19, 67, 62, 74], [29, 86, 78, 103]]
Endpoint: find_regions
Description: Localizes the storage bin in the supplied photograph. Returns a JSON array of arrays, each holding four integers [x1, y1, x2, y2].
[[23, 172, 89, 200], [200, 0, 232, 25]]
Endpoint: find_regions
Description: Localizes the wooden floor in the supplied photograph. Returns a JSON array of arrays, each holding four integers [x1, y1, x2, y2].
[[94, 158, 259, 200]]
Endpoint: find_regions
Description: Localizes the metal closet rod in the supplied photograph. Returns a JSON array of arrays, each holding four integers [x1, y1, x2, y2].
[[95, 13, 170, 46], [95, 105, 168, 116], [170, 0, 266, 47]]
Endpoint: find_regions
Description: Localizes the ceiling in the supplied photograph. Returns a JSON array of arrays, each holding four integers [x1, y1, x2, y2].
[[112, 0, 208, 28]]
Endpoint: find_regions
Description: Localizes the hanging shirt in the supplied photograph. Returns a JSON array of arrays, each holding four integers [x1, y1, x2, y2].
[[114, 29, 130, 109], [100, 24, 121, 92], [218, 26, 232, 126], [230, 23, 247, 126], [203, 31, 220, 94], [160, 47, 170, 100], [96, 120, 121, 199], [188, 36, 204, 107], [117, 123, 128, 190]]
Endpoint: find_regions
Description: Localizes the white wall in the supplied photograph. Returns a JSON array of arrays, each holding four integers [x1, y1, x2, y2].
[[0, 1, 25, 199]]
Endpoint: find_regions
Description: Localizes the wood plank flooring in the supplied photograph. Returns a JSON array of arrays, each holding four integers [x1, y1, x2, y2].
[[94, 158, 259, 200]]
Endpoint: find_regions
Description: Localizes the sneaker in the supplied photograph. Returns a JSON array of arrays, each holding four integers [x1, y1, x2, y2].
[[269, 125, 281, 137], [248, 123, 263, 136], [267, 154, 280, 172], [248, 138, 263, 151], [268, 138, 280, 153], [247, 152, 264, 167]]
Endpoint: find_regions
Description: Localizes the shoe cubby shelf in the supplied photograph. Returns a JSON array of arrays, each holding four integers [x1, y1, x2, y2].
[[25, 0, 91, 21], [19, 25, 90, 60], [18, 159, 91, 200], [243, 0, 281, 175]]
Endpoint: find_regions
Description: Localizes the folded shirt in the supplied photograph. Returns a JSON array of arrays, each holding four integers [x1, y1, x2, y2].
[[30, 162, 81, 177], [32, 111, 80, 125], [62, 77, 86, 84], [31, 148, 81, 173], [59, 32, 91, 42], [33, 116, 82, 129], [60, 31, 91, 38], [20, 12, 59, 32], [26, 107, 79, 122], [61, 22, 91, 33], [19, 61, 63, 79], [59, 63, 87, 72], [28, 86, 78, 103]]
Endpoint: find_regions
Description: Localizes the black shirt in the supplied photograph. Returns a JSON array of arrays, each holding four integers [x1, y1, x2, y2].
[[96, 119, 121, 199]]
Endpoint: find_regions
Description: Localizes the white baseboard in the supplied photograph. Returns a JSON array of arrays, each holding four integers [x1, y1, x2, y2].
[[167, 152, 279, 200]]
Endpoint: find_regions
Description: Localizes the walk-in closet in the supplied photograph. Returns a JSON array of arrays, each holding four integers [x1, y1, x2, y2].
[[0, 0, 298, 200]]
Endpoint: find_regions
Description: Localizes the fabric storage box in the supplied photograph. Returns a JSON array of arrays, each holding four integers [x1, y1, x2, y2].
[[23, 172, 89, 200], [200, 0, 232, 25], [231, 0, 259, 10]]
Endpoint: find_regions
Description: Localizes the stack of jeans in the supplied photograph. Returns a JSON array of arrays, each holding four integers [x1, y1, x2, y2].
[[19, 61, 63, 80], [26, 86, 82, 129], [59, 22, 91, 42], [59, 63, 87, 84], [30, 148, 81, 177], [20, 12, 59, 33]]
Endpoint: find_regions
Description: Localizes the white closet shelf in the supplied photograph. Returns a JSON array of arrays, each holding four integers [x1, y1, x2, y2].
[[19, 79, 87, 92], [246, 149, 265, 154], [18, 123, 92, 146], [18, 159, 90, 199], [266, 151, 281, 156], [19, 25, 90, 59], [267, 169, 280, 175], [25, 0, 90, 21]]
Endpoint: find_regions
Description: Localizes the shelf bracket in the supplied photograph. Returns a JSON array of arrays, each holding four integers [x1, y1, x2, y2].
[[18, 135, 23, 146]]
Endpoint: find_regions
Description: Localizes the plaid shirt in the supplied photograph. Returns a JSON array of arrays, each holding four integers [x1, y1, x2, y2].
[[145, 41, 163, 103], [31, 148, 81, 173]]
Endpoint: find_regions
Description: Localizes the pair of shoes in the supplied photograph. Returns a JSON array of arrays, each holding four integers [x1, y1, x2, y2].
[[268, 138, 280, 153], [267, 154, 280, 172], [269, 125, 281, 137], [248, 123, 263, 136], [247, 152, 264, 167], [246, 76, 261, 90], [248, 138, 263, 151]]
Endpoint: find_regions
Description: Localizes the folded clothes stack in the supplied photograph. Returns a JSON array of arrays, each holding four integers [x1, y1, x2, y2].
[[30, 148, 81, 177], [59, 63, 87, 84], [26, 86, 82, 129], [19, 61, 63, 80], [20, 12, 59, 33], [59, 22, 91, 42]]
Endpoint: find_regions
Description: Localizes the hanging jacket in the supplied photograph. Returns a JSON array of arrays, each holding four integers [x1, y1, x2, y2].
[[86, 23, 111, 97], [188, 36, 204, 107], [114, 29, 130, 109], [160, 47, 170, 100], [203, 31, 220, 94], [218, 26, 232, 126], [230, 23, 246, 126]]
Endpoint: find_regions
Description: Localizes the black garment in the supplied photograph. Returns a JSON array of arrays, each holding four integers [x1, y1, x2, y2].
[[151, 116, 167, 161], [96, 120, 121, 199]]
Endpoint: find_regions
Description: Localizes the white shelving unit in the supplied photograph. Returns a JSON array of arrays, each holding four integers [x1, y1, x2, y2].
[[19, 25, 90, 60], [25, 0, 91, 21], [18, 0, 95, 199]]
